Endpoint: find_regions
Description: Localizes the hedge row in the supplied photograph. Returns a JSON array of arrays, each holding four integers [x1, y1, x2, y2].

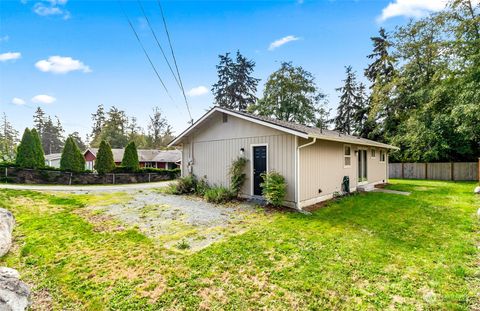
[[0, 166, 180, 185]]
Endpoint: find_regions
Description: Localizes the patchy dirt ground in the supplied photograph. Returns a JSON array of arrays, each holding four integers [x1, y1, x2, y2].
[[84, 190, 264, 251]]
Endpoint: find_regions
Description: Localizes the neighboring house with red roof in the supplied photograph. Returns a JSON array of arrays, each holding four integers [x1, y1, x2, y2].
[[83, 148, 181, 171]]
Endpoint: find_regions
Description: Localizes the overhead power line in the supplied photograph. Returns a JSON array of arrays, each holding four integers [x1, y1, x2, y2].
[[156, 0, 193, 124], [118, 0, 176, 105], [136, 0, 182, 90]]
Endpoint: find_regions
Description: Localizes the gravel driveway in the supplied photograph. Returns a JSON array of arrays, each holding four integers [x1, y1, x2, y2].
[[86, 190, 263, 251], [0, 181, 172, 192]]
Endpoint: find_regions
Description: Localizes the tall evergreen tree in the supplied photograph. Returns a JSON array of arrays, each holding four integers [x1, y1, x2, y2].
[[90, 106, 129, 148], [121, 141, 139, 171], [0, 113, 19, 161], [60, 136, 85, 172], [334, 66, 359, 135], [212, 51, 259, 111], [41, 116, 65, 154], [249, 62, 329, 126], [70, 131, 86, 151], [91, 104, 106, 142], [31, 128, 45, 168], [33, 107, 46, 135], [16, 128, 38, 168], [94, 140, 115, 174], [351, 83, 371, 137], [365, 28, 395, 86], [364, 28, 397, 141]]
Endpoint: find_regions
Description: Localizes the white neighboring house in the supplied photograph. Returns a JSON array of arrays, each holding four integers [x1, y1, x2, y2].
[[45, 153, 62, 168]]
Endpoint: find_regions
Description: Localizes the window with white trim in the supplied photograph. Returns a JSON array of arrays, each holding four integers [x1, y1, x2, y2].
[[344, 145, 351, 167], [371, 149, 376, 158], [379, 150, 386, 162]]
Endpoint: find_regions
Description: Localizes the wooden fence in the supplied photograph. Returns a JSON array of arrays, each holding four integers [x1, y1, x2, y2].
[[389, 160, 479, 181]]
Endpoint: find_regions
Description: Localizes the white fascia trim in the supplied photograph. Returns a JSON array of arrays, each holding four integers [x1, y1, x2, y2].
[[168, 107, 309, 147], [309, 134, 399, 150]]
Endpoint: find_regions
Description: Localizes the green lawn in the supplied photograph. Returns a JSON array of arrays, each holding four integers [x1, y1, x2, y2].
[[0, 179, 479, 310]]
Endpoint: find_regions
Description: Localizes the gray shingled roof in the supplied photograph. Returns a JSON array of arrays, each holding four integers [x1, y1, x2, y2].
[[170, 107, 398, 149], [86, 148, 181, 163], [45, 153, 62, 161]]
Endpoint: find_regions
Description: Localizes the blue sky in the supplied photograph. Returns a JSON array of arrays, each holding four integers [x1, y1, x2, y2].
[[0, 0, 447, 140]]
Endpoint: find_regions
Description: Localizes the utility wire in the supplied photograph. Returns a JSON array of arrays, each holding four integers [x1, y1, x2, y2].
[[137, 0, 182, 90], [118, 0, 176, 105], [156, 0, 193, 124]]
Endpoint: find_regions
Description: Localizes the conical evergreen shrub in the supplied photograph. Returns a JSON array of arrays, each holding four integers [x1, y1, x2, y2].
[[60, 136, 85, 173], [94, 140, 116, 174], [16, 128, 38, 168], [31, 128, 45, 168], [121, 141, 139, 171]]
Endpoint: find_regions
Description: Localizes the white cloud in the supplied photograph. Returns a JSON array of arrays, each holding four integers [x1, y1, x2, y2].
[[32, 94, 56, 104], [378, 0, 447, 22], [0, 52, 21, 62], [268, 35, 300, 51], [32, 0, 70, 19], [11, 97, 26, 106], [35, 56, 91, 74], [187, 86, 209, 97]]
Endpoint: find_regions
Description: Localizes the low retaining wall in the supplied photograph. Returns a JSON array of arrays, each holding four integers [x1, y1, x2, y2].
[[0, 167, 179, 185]]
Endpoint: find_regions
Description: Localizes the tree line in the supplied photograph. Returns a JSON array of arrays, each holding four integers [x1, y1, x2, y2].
[[0, 104, 175, 162], [211, 0, 479, 162], [14, 126, 158, 174]]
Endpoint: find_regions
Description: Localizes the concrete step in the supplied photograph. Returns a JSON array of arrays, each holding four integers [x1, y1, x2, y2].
[[357, 183, 375, 192]]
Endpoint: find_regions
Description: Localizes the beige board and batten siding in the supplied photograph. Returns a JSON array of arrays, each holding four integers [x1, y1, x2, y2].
[[180, 112, 297, 203], [298, 139, 388, 206]]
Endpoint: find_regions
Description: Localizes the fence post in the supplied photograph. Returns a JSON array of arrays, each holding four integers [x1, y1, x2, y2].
[[112, 173, 115, 185], [69, 173, 72, 185], [425, 163, 428, 180], [4, 167, 7, 184], [451, 162, 454, 181], [401, 163, 404, 179]]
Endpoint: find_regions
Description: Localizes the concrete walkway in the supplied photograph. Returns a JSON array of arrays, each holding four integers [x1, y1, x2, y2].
[[0, 181, 173, 193], [372, 188, 411, 196]]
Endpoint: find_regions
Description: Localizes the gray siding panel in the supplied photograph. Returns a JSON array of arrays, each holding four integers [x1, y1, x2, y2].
[[180, 112, 296, 203]]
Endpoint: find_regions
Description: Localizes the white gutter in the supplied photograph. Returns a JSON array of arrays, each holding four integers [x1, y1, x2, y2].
[[296, 137, 317, 210]]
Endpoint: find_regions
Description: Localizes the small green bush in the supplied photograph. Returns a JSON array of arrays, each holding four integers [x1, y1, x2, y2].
[[229, 157, 248, 195], [94, 140, 115, 174], [30, 128, 45, 168], [60, 137, 86, 173], [260, 171, 287, 207], [121, 142, 140, 172], [176, 240, 190, 250], [172, 175, 197, 194], [204, 186, 235, 204], [16, 128, 39, 169], [195, 177, 210, 196]]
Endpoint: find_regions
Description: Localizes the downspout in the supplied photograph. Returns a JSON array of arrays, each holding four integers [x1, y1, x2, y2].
[[296, 137, 317, 210]]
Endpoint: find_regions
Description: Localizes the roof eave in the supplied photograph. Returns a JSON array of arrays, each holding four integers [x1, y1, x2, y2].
[[168, 107, 309, 147], [308, 134, 399, 150]]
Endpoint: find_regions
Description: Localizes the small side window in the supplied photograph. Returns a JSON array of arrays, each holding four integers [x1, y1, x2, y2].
[[379, 150, 386, 162], [371, 149, 376, 158], [222, 113, 228, 123], [344, 145, 351, 167]]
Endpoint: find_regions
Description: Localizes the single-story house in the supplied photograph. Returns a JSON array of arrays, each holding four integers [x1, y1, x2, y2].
[[169, 107, 398, 209], [84, 148, 181, 171], [45, 153, 62, 168]]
